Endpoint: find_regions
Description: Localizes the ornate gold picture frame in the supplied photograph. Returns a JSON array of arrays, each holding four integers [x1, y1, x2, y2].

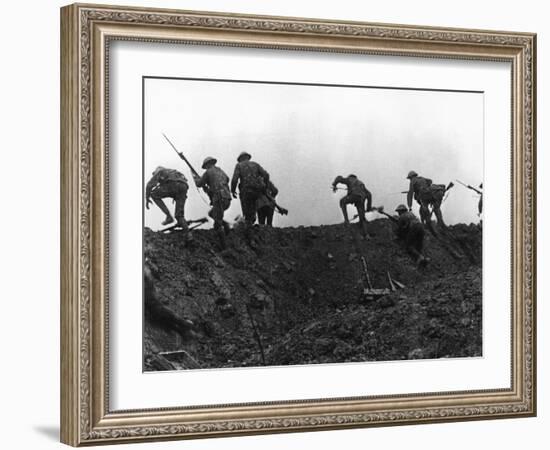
[[60, 3, 536, 446]]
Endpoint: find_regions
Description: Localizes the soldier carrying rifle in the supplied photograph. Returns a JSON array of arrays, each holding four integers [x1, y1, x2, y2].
[[332, 174, 372, 238], [162, 134, 232, 248], [231, 152, 271, 226], [376, 204, 429, 267], [256, 180, 279, 226], [406, 170, 450, 233], [457, 179, 483, 217], [193, 157, 232, 248]]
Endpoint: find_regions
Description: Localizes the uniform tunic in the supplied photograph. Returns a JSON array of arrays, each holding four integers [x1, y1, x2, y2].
[[396, 211, 425, 256], [332, 175, 372, 211], [257, 181, 279, 226], [146, 167, 189, 221], [196, 166, 232, 227], [231, 160, 270, 224], [407, 175, 446, 228]]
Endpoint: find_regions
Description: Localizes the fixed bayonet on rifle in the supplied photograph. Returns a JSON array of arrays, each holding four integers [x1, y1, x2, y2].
[[162, 133, 200, 177], [456, 179, 481, 195], [162, 133, 211, 199]]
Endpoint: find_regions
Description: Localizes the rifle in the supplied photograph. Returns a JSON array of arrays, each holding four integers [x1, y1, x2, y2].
[[352, 206, 397, 223], [372, 206, 398, 223], [265, 191, 288, 215], [162, 133, 211, 200], [162, 133, 200, 177], [456, 179, 481, 195], [161, 217, 208, 233]]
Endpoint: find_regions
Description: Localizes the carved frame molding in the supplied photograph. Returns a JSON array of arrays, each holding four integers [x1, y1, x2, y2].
[[61, 3, 536, 446]]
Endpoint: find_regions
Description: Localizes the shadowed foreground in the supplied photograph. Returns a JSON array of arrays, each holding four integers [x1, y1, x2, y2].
[[143, 219, 482, 371]]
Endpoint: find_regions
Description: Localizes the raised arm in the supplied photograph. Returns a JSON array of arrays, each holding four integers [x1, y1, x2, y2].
[[332, 175, 344, 192], [230, 164, 240, 195], [194, 171, 208, 188]]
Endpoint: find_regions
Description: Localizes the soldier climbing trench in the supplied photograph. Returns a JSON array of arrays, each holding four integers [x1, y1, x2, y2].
[[193, 156, 233, 248], [145, 166, 189, 230], [332, 174, 373, 238], [406, 170, 447, 233]]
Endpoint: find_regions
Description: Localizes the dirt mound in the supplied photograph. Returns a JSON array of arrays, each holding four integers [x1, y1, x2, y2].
[[268, 267, 481, 365], [143, 219, 482, 371]]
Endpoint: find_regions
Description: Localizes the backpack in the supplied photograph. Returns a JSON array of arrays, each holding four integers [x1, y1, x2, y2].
[[430, 184, 446, 202], [239, 162, 266, 192]]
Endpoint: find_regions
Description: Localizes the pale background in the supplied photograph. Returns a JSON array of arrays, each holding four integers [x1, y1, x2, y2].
[[144, 77, 483, 230], [0, 0, 547, 449]]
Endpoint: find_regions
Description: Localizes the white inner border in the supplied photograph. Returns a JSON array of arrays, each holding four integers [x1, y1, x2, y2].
[[109, 41, 511, 411]]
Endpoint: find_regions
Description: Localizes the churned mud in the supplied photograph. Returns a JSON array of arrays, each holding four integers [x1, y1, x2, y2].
[[143, 219, 482, 371]]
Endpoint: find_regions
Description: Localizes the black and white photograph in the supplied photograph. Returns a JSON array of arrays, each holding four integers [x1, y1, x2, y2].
[[142, 77, 483, 372]]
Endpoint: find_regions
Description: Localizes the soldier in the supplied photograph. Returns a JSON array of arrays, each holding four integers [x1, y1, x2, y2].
[[193, 156, 232, 247], [230, 152, 270, 225], [477, 183, 483, 216], [256, 180, 279, 226], [145, 166, 189, 230], [406, 170, 447, 231], [393, 204, 429, 266], [332, 174, 372, 237]]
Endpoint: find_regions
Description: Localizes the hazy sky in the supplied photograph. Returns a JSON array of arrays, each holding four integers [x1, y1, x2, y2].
[[144, 78, 483, 230]]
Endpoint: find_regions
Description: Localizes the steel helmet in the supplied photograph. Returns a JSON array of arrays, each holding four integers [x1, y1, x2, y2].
[[201, 156, 217, 169], [152, 166, 166, 176], [407, 170, 418, 179], [237, 151, 252, 162], [395, 204, 408, 212]]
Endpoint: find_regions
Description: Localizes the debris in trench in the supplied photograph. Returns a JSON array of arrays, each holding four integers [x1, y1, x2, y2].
[[143, 220, 482, 370]]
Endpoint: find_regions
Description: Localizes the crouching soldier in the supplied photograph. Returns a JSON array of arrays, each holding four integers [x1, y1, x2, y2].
[[332, 174, 372, 238], [193, 156, 232, 248], [406, 170, 447, 232], [394, 204, 429, 266], [256, 180, 279, 226], [146, 166, 189, 230]]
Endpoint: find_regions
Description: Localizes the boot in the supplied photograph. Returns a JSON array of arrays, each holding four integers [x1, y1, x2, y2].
[[176, 217, 189, 231], [434, 208, 447, 229], [162, 215, 175, 226], [341, 205, 350, 224]]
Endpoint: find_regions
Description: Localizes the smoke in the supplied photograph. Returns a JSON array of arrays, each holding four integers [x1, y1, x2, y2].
[[144, 78, 483, 230]]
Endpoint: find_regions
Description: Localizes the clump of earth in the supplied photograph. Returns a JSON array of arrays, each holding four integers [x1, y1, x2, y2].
[[143, 219, 482, 371]]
